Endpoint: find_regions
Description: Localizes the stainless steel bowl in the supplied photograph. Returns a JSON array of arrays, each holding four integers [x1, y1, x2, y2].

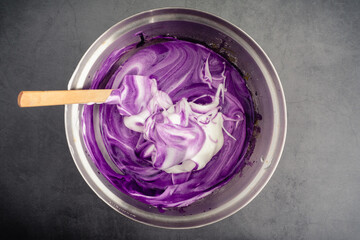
[[65, 8, 287, 228]]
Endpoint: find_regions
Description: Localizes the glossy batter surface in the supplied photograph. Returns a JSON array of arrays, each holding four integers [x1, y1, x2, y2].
[[82, 39, 255, 208]]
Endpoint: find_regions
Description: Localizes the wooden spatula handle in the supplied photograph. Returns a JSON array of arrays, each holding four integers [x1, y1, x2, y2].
[[18, 90, 113, 107]]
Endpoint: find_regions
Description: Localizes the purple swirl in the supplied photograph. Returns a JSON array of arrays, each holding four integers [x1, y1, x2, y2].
[[82, 39, 255, 208]]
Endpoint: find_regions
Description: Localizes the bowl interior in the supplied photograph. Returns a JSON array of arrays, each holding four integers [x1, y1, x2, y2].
[[65, 8, 286, 228]]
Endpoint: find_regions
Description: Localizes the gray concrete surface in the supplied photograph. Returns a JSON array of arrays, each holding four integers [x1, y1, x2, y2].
[[1, 0, 359, 239]]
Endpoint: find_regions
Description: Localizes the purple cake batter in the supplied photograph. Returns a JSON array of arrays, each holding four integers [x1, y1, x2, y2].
[[82, 38, 255, 208]]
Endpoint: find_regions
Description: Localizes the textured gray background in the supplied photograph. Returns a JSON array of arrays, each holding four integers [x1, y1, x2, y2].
[[1, 0, 359, 239]]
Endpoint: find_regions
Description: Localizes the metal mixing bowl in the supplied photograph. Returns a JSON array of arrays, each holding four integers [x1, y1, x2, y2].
[[65, 8, 287, 228]]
